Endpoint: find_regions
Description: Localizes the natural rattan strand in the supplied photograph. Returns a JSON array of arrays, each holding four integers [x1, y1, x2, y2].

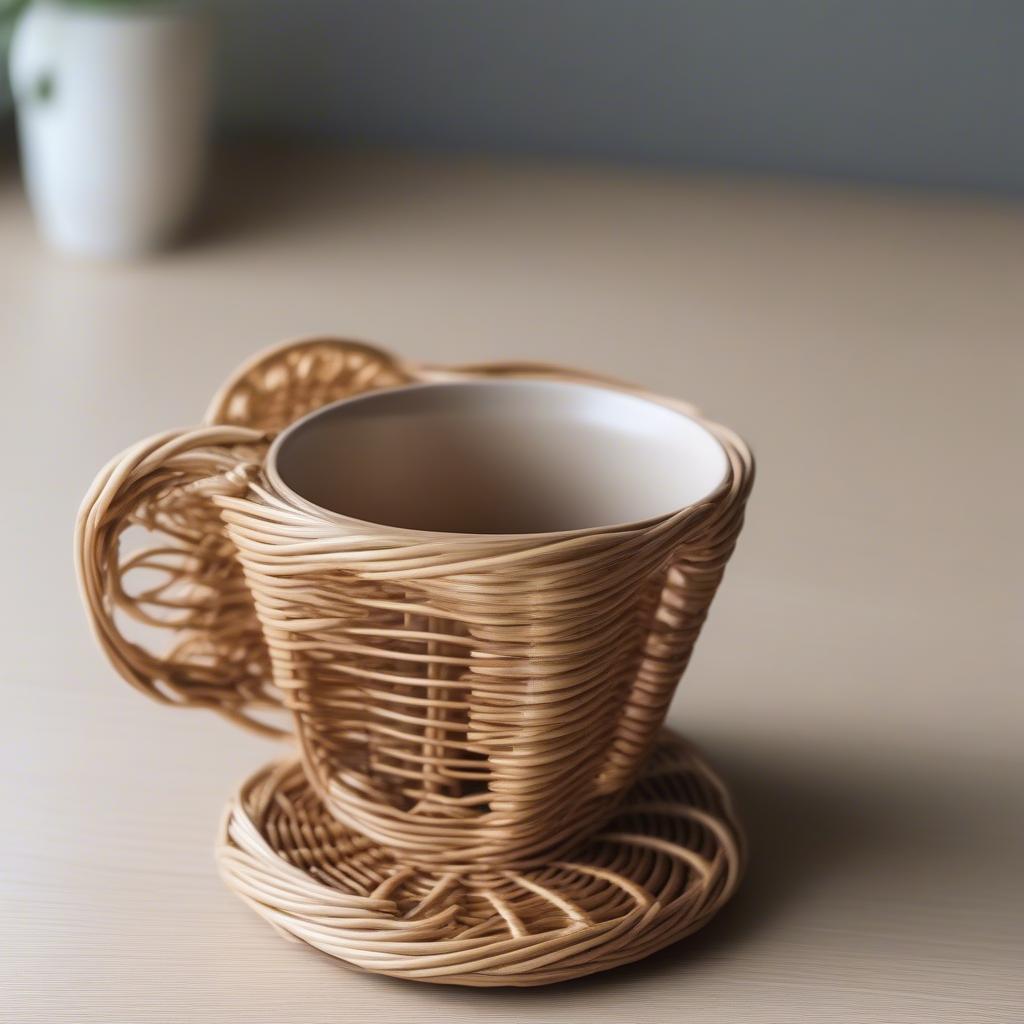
[[77, 338, 752, 865], [209, 434, 751, 868], [75, 335, 753, 968], [217, 731, 743, 987]]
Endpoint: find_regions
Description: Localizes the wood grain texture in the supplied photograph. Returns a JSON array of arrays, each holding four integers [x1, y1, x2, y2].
[[1, 145, 1022, 1022]]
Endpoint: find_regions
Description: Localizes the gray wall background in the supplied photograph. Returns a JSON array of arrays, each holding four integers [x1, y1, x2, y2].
[[217, 0, 1024, 193]]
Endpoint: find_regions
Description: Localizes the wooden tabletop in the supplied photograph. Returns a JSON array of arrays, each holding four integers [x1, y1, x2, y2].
[[2, 146, 1021, 1023]]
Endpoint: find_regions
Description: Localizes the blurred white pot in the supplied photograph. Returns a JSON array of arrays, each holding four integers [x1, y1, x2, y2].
[[9, 1, 212, 258]]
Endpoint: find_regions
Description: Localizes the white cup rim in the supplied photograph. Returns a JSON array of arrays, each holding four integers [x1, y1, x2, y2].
[[266, 377, 731, 540]]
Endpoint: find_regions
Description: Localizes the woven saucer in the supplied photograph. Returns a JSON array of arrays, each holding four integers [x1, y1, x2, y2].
[[217, 732, 743, 987]]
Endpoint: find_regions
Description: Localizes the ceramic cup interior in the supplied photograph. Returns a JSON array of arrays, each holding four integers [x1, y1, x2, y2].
[[268, 379, 728, 535]]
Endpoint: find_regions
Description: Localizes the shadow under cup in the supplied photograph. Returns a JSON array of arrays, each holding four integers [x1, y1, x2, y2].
[[226, 379, 748, 867]]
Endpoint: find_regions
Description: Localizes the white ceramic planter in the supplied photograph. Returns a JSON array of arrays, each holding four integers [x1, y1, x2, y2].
[[9, 1, 212, 258]]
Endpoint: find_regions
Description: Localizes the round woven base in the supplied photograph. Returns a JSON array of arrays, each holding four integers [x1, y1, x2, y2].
[[217, 732, 743, 987]]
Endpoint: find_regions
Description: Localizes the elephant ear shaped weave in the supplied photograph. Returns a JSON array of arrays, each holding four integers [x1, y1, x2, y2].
[[77, 339, 413, 736], [205, 336, 416, 432]]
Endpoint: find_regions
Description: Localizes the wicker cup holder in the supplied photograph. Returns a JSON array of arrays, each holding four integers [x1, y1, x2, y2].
[[75, 337, 754, 986]]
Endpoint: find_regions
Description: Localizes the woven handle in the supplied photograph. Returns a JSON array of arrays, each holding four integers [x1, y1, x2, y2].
[[74, 425, 285, 735]]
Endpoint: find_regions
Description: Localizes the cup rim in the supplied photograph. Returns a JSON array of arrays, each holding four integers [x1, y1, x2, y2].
[[265, 377, 734, 541]]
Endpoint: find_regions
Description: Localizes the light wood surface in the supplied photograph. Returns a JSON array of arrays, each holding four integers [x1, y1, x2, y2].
[[2, 145, 1021, 1021]]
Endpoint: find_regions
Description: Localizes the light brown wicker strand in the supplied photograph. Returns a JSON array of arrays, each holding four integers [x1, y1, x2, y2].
[[74, 337, 753, 985], [205, 426, 750, 869], [205, 336, 416, 432], [74, 426, 285, 734], [216, 732, 743, 987], [76, 341, 417, 736], [75, 339, 752, 867]]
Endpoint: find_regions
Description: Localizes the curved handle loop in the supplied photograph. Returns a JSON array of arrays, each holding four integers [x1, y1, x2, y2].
[[74, 425, 285, 736]]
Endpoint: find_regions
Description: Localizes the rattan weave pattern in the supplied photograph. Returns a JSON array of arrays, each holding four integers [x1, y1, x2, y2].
[[209, 428, 750, 868], [77, 338, 752, 860], [217, 732, 743, 986], [75, 337, 753, 984]]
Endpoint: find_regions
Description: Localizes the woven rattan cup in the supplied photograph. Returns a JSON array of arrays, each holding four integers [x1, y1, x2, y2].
[[76, 339, 753, 873]]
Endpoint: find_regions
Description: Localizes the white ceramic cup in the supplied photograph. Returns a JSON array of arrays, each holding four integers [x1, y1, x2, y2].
[[9, 1, 212, 258], [268, 379, 731, 535]]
